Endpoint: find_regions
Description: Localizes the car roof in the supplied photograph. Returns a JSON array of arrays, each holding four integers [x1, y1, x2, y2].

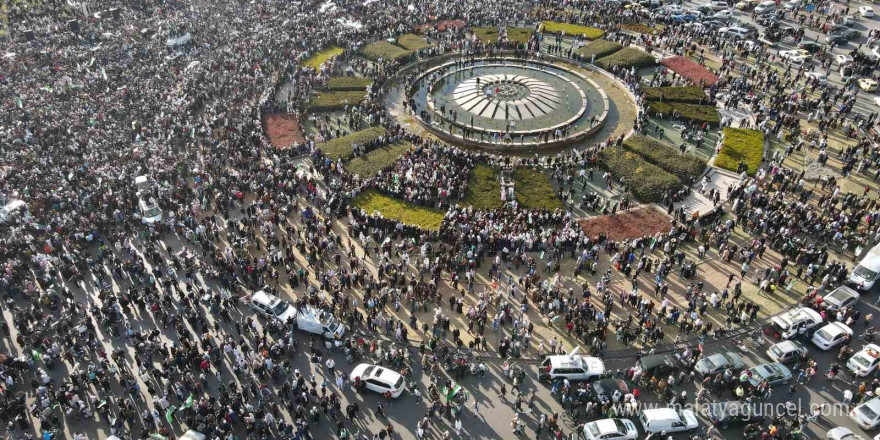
[[593, 378, 629, 393], [774, 340, 802, 352], [251, 290, 280, 306], [550, 354, 604, 371], [640, 354, 673, 368], [819, 322, 854, 336], [593, 419, 621, 434], [643, 408, 680, 419]]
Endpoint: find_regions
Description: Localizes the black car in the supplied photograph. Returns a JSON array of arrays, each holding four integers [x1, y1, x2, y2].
[[589, 378, 631, 398], [799, 42, 823, 54], [704, 20, 729, 30], [708, 401, 765, 429], [637, 354, 679, 378], [757, 16, 779, 26], [827, 35, 850, 46]]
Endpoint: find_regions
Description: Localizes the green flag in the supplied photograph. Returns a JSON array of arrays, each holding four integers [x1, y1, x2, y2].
[[165, 405, 177, 424], [184, 394, 194, 408]]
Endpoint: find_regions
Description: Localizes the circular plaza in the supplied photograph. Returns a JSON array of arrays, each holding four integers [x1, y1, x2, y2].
[[407, 58, 612, 150]]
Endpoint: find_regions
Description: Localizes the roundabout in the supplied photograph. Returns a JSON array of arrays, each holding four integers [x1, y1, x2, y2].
[[406, 57, 613, 150]]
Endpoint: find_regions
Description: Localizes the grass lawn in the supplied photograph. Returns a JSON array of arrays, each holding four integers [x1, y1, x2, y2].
[[345, 142, 410, 178], [462, 164, 503, 210], [361, 41, 413, 61], [317, 126, 387, 160], [622, 135, 706, 182], [507, 27, 534, 44], [471, 27, 500, 43], [596, 47, 656, 70], [647, 101, 720, 125], [397, 34, 433, 51], [715, 128, 764, 176], [327, 76, 372, 91], [308, 90, 366, 112], [541, 21, 605, 40], [577, 39, 623, 61], [599, 147, 681, 202], [643, 86, 708, 104], [352, 190, 446, 231], [301, 46, 345, 69], [513, 167, 564, 210]]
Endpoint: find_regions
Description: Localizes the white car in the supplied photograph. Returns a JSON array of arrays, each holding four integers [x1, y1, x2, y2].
[[350, 364, 406, 398], [639, 408, 699, 433], [827, 427, 868, 440], [822, 286, 860, 312], [139, 199, 162, 224], [754, 0, 776, 14], [583, 419, 639, 440], [848, 344, 880, 377], [779, 49, 811, 64], [659, 4, 683, 13], [249, 290, 297, 323], [836, 54, 855, 65], [783, 0, 800, 10], [804, 71, 828, 86], [811, 322, 854, 350], [860, 6, 875, 18], [766, 340, 809, 364], [705, 1, 731, 11], [719, 26, 750, 39], [540, 351, 607, 382], [766, 306, 823, 340], [714, 9, 734, 19], [874, 96, 880, 107], [851, 397, 880, 429]]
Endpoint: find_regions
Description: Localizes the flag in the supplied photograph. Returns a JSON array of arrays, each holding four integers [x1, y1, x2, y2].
[[16, 97, 22, 109], [101, 68, 107, 80], [183, 394, 194, 408], [165, 405, 176, 424]]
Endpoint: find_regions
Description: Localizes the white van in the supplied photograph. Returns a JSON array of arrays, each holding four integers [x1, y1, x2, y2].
[[134, 175, 150, 195], [639, 408, 699, 433], [250, 290, 297, 323], [295, 306, 346, 339], [766, 307, 823, 340], [138, 199, 162, 224], [754, 0, 776, 13], [850, 242, 880, 290]]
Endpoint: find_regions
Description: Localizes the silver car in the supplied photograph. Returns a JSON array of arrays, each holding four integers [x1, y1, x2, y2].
[[747, 362, 792, 387], [694, 352, 746, 376]]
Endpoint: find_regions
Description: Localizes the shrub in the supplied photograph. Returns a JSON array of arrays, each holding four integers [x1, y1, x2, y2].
[[361, 41, 412, 61], [647, 101, 720, 125], [541, 21, 605, 40], [599, 148, 681, 203], [397, 34, 433, 51], [462, 164, 503, 210], [471, 27, 499, 43], [507, 27, 534, 44], [595, 47, 656, 70], [308, 90, 366, 112], [512, 167, 564, 210], [327, 76, 372, 91], [621, 23, 662, 34], [643, 86, 707, 104], [715, 128, 764, 176], [301, 46, 344, 69], [577, 39, 623, 61], [317, 126, 387, 160], [352, 190, 446, 231], [660, 56, 720, 87], [622, 136, 706, 183], [345, 142, 410, 178]]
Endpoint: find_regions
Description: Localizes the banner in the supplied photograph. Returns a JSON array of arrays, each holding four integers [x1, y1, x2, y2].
[[165, 405, 177, 424]]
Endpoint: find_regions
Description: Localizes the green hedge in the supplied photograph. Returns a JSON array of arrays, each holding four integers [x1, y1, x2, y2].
[[397, 34, 433, 51], [648, 101, 720, 125], [599, 147, 681, 203], [317, 126, 387, 160], [541, 21, 605, 40], [622, 136, 706, 183], [361, 41, 412, 61], [715, 128, 764, 176], [327, 76, 372, 91], [596, 47, 656, 70], [352, 190, 446, 231], [643, 86, 708, 104], [301, 46, 344, 69], [507, 27, 534, 44], [577, 39, 623, 60], [308, 90, 366, 112], [513, 167, 564, 210], [462, 164, 503, 210], [471, 27, 500, 43], [345, 142, 410, 178]]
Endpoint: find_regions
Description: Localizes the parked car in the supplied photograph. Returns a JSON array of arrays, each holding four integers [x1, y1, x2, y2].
[[847, 344, 880, 377], [860, 6, 875, 18], [640, 408, 699, 433], [350, 364, 406, 398], [539, 352, 607, 382], [827, 427, 869, 440], [850, 396, 880, 429], [719, 26, 751, 39], [766, 340, 808, 364], [822, 286, 861, 312], [583, 419, 639, 440], [811, 322, 854, 350], [735, 0, 760, 10], [859, 78, 879, 92], [783, 0, 800, 11], [694, 352, 746, 376], [746, 362, 792, 387], [779, 48, 812, 63], [636, 355, 679, 378], [754, 0, 776, 14], [798, 41, 823, 53], [714, 9, 734, 19], [703, 20, 729, 29], [705, 1, 731, 11], [827, 35, 851, 46], [590, 378, 631, 399], [764, 306, 823, 340]]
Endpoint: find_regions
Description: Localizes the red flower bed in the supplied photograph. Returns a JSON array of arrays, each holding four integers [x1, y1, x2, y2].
[[578, 207, 672, 241], [660, 56, 719, 88]]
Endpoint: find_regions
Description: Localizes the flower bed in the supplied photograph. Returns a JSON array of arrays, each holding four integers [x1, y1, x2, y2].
[[317, 126, 387, 160], [352, 190, 446, 231], [577, 39, 623, 61], [513, 167, 564, 210], [308, 90, 366, 112], [598, 147, 681, 203], [541, 21, 605, 40], [647, 101, 720, 125], [397, 34, 433, 51], [715, 128, 764, 176], [622, 136, 706, 183], [660, 56, 719, 87], [643, 86, 708, 104], [263, 114, 304, 148], [596, 47, 656, 70], [327, 76, 372, 91], [361, 40, 412, 61], [463, 164, 503, 210], [579, 207, 672, 241], [620, 23, 662, 34], [301, 46, 344, 69], [345, 142, 410, 178]]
